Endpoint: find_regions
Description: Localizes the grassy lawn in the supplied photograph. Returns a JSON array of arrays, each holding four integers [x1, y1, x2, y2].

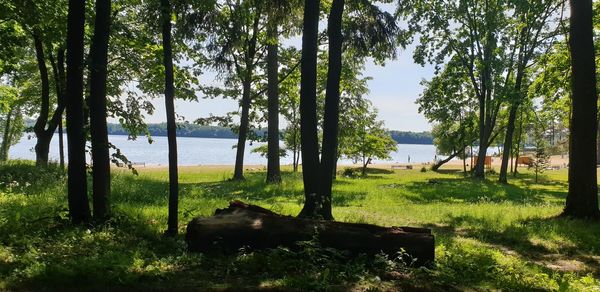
[[1, 160, 599, 290]]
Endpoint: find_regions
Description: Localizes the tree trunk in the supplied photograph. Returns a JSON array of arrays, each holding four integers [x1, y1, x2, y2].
[[473, 97, 487, 179], [49, 47, 67, 169], [432, 149, 461, 171], [499, 104, 519, 184], [298, 0, 322, 218], [562, 0, 600, 219], [186, 201, 435, 267], [462, 148, 467, 174], [597, 122, 600, 165], [65, 0, 91, 223], [0, 106, 13, 161], [513, 114, 523, 176], [161, 0, 180, 235], [33, 34, 51, 167], [317, 0, 344, 221], [89, 0, 112, 222], [266, 13, 281, 184], [233, 77, 252, 181], [58, 120, 65, 168]]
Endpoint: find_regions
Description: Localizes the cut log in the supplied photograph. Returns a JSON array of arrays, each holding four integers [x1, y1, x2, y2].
[[186, 201, 434, 266]]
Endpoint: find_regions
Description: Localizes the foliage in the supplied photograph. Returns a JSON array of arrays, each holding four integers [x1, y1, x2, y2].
[[0, 162, 599, 290], [342, 108, 397, 176], [250, 144, 287, 158], [0, 85, 25, 161]]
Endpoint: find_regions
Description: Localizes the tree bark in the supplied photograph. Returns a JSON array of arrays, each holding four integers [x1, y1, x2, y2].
[[462, 148, 467, 174], [298, 0, 322, 218], [89, 0, 112, 221], [161, 0, 180, 235], [562, 0, 600, 219], [473, 96, 487, 179], [266, 12, 281, 184], [512, 114, 523, 176], [186, 201, 435, 267], [317, 0, 345, 221], [65, 0, 91, 223], [499, 104, 519, 184], [58, 120, 65, 168], [0, 106, 13, 161], [33, 34, 51, 167]]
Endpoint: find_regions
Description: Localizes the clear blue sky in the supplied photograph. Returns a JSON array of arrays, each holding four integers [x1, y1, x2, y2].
[[145, 43, 436, 132]]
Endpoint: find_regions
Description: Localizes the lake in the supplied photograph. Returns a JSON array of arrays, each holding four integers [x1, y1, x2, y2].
[[9, 134, 439, 166]]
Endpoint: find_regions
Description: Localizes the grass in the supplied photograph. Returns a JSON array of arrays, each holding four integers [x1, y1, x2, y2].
[[1, 160, 599, 291]]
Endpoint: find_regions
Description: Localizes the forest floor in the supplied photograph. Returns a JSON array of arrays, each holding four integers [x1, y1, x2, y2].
[[1, 160, 599, 291]]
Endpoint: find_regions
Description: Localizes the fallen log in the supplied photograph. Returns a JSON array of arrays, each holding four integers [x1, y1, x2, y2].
[[186, 201, 435, 266]]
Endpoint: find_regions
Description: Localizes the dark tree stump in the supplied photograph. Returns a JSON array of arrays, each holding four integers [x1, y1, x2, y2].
[[186, 201, 435, 266]]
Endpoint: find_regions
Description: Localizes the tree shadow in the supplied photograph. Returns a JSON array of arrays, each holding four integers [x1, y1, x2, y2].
[[402, 177, 566, 204], [432, 213, 600, 276]]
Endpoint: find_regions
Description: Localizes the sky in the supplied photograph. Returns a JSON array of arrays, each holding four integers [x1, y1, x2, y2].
[[144, 42, 436, 132]]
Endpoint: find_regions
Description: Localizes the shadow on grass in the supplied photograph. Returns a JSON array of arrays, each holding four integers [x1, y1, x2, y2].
[[426, 213, 600, 276], [402, 176, 566, 204]]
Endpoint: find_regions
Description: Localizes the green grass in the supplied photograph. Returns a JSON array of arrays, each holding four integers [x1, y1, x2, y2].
[[1, 160, 599, 290]]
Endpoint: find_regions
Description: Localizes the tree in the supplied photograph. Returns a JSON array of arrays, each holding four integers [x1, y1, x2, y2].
[[417, 57, 479, 171], [529, 126, 550, 183], [430, 118, 477, 172], [159, 0, 180, 235], [317, 0, 345, 220], [400, 0, 513, 179], [0, 86, 25, 162], [298, 0, 402, 218], [1, 0, 69, 166], [65, 0, 91, 223], [297, 0, 322, 218], [196, 0, 266, 181], [279, 49, 302, 172], [88, 0, 112, 221], [562, 0, 600, 219], [498, 0, 563, 184], [344, 110, 397, 176]]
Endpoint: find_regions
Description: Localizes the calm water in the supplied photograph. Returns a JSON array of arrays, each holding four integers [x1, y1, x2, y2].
[[9, 134, 439, 166]]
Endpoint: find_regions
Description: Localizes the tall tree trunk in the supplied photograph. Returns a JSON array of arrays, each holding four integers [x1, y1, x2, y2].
[[0, 106, 13, 161], [473, 96, 487, 179], [597, 123, 600, 165], [317, 0, 345, 221], [233, 9, 261, 181], [65, 0, 91, 223], [50, 47, 67, 169], [298, 0, 322, 218], [161, 0, 180, 235], [513, 114, 523, 176], [89, 0, 112, 221], [233, 80, 251, 180], [266, 12, 281, 184], [499, 103, 519, 184], [33, 34, 51, 167], [58, 119, 65, 168], [562, 0, 600, 219], [462, 148, 467, 174]]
